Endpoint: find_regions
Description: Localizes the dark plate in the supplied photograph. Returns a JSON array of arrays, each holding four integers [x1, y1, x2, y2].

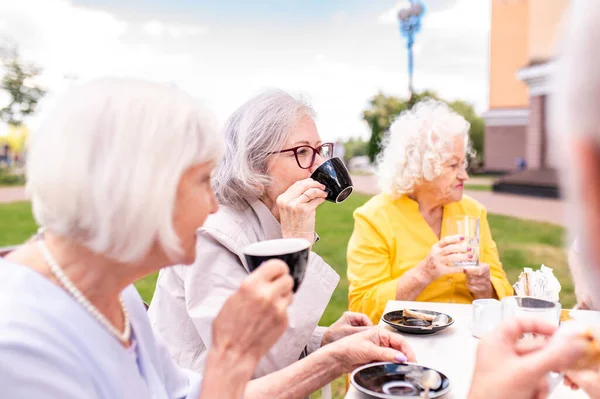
[[382, 309, 454, 335], [351, 362, 451, 398]]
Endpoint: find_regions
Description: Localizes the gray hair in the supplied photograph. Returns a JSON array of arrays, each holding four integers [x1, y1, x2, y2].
[[213, 89, 315, 210]]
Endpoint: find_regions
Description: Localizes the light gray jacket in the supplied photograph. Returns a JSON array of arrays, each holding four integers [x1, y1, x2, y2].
[[148, 200, 340, 378]]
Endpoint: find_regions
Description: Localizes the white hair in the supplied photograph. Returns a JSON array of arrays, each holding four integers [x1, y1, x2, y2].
[[551, 1, 600, 298], [552, 1, 600, 144], [376, 99, 472, 198], [26, 77, 223, 263], [213, 89, 315, 210]]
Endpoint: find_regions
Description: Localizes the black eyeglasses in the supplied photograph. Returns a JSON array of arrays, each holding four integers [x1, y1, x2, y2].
[[269, 142, 334, 169]]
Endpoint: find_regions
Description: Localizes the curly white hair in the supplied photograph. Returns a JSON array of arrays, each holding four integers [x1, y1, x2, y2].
[[376, 99, 473, 198]]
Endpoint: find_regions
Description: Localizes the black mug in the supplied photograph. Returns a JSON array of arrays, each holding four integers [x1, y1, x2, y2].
[[242, 238, 310, 292], [310, 157, 354, 203]]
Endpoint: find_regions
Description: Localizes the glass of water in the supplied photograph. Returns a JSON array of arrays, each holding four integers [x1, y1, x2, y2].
[[445, 215, 480, 267], [501, 296, 562, 327]]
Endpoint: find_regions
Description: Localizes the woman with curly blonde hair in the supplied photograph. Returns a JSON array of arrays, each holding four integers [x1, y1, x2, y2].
[[347, 100, 513, 323]]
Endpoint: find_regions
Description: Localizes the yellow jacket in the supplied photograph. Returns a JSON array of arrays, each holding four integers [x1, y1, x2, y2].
[[347, 193, 514, 323]]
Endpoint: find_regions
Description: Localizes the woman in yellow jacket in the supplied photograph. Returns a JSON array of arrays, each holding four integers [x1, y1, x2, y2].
[[347, 100, 513, 323]]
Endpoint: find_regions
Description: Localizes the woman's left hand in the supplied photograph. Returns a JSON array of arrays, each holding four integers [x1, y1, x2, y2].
[[327, 327, 417, 374], [464, 263, 495, 299], [321, 312, 373, 346]]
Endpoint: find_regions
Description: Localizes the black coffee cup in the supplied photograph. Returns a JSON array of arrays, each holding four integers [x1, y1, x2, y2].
[[242, 238, 310, 292], [310, 157, 354, 203]]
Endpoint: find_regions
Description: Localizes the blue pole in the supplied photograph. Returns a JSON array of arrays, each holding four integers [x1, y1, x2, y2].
[[407, 32, 414, 95], [398, 0, 425, 98]]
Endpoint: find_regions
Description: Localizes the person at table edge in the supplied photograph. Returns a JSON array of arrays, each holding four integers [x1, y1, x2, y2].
[[347, 100, 513, 323]]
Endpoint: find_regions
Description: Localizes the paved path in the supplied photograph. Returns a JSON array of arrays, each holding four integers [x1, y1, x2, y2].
[[0, 186, 26, 204], [351, 174, 566, 226]]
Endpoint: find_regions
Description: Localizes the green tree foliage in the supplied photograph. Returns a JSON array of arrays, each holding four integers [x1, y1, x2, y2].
[[0, 45, 46, 126], [342, 136, 368, 161], [362, 91, 484, 164]]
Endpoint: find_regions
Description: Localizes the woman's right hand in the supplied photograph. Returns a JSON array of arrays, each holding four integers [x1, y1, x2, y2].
[[418, 235, 470, 282], [200, 260, 293, 399], [211, 259, 294, 367], [278, 178, 328, 243]]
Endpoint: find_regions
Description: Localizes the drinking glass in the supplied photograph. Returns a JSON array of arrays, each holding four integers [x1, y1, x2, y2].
[[501, 296, 562, 327], [445, 215, 480, 267]]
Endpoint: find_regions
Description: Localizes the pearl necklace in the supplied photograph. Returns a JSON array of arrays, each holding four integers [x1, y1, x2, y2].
[[37, 239, 131, 345]]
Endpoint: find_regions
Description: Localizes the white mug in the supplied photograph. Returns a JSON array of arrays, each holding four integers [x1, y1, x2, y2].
[[471, 298, 501, 338]]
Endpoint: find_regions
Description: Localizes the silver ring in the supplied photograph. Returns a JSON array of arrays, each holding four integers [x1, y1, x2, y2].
[[302, 192, 312, 201]]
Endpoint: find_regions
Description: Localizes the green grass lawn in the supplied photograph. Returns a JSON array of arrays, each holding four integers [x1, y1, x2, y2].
[[0, 201, 38, 245], [0, 198, 573, 399], [464, 184, 492, 192], [0, 169, 26, 187]]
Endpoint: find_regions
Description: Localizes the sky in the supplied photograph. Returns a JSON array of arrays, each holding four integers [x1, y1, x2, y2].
[[0, 0, 491, 141]]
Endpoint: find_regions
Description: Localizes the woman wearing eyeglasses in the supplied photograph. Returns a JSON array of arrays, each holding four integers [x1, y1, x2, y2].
[[148, 90, 416, 399]]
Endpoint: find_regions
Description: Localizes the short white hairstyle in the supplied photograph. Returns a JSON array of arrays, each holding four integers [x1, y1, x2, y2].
[[552, 1, 600, 144], [26, 77, 223, 263], [213, 89, 315, 210], [376, 99, 472, 198], [551, 1, 600, 292]]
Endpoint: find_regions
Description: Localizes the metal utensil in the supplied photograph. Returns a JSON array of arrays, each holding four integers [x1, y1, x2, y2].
[[422, 313, 449, 330], [420, 369, 442, 399], [431, 314, 449, 326]]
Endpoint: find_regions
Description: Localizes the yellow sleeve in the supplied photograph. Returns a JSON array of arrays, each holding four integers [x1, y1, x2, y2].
[[479, 208, 514, 298], [347, 208, 397, 324]]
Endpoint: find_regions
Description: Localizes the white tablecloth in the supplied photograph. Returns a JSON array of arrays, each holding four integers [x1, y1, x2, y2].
[[345, 301, 598, 398]]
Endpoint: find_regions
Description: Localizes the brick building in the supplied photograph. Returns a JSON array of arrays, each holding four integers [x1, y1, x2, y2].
[[483, 0, 568, 175]]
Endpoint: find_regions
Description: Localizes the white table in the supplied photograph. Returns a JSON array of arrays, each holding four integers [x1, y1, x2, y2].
[[345, 301, 598, 398]]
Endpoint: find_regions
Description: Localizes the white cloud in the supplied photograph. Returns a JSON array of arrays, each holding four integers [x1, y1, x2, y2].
[[143, 20, 209, 38], [143, 20, 164, 37], [331, 11, 347, 25], [379, 0, 410, 24], [425, 0, 489, 32], [0, 0, 491, 141]]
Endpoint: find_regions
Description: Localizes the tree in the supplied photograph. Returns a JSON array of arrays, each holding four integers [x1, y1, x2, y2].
[[363, 90, 438, 162], [362, 91, 485, 165], [0, 45, 46, 126], [342, 136, 368, 161], [447, 99, 484, 157]]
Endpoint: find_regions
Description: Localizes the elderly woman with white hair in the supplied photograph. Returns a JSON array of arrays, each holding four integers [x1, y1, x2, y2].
[[149, 89, 416, 399], [0, 78, 297, 398], [471, 2, 600, 396], [347, 100, 513, 323]]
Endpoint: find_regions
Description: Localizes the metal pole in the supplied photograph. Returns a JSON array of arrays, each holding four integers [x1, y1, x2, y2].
[[407, 31, 414, 96], [398, 0, 425, 102]]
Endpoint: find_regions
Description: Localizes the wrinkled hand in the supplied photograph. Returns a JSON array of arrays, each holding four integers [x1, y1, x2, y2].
[[278, 178, 327, 243], [328, 327, 417, 374], [419, 235, 470, 283], [464, 263, 495, 299], [211, 260, 294, 366], [564, 368, 600, 398], [469, 319, 589, 399], [321, 312, 373, 346]]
